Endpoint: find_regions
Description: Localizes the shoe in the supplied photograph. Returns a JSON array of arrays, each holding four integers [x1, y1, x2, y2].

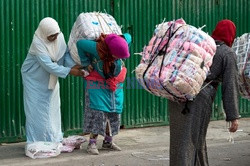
[[87, 143, 99, 155], [102, 140, 121, 151]]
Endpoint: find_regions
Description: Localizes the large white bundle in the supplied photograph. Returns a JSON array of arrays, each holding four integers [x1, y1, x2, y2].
[[232, 33, 250, 99], [25, 142, 62, 159], [68, 12, 122, 64], [135, 19, 216, 102]]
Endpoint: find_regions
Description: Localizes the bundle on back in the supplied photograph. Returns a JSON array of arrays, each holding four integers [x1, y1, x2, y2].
[[232, 33, 250, 99], [135, 19, 216, 102], [68, 12, 122, 64]]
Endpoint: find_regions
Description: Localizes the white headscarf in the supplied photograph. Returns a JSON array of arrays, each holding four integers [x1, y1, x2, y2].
[[29, 17, 67, 89]]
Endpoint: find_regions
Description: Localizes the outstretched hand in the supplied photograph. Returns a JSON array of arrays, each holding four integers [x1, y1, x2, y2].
[[69, 65, 85, 77]]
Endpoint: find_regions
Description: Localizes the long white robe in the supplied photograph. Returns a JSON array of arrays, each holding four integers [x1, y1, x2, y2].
[[21, 52, 75, 143]]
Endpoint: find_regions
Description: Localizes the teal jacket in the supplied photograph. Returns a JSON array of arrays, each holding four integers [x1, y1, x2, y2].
[[77, 33, 132, 113]]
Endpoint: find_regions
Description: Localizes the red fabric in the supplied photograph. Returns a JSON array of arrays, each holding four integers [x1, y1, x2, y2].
[[211, 20, 236, 47], [85, 67, 127, 91], [96, 33, 116, 76]]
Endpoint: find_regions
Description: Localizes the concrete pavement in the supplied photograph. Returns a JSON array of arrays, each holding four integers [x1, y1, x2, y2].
[[0, 118, 250, 166]]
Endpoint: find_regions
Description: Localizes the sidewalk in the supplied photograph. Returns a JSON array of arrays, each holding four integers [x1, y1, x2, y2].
[[0, 118, 250, 166]]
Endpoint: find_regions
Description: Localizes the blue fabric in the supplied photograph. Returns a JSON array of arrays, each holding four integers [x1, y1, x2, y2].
[[123, 33, 132, 47], [77, 33, 131, 113], [21, 51, 74, 143]]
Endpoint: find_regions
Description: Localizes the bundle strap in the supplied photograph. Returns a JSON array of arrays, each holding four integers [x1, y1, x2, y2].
[[158, 24, 185, 101], [142, 24, 173, 94], [96, 12, 113, 33], [142, 22, 183, 97]]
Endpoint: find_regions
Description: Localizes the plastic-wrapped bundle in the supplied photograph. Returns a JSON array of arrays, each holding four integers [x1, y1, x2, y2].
[[25, 142, 62, 159], [135, 19, 216, 102], [232, 33, 250, 99], [68, 12, 122, 64]]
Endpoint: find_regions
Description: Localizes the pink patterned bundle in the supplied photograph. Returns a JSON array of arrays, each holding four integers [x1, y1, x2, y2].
[[135, 19, 216, 102]]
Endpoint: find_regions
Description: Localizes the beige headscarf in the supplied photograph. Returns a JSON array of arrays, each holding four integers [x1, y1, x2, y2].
[[29, 17, 67, 89]]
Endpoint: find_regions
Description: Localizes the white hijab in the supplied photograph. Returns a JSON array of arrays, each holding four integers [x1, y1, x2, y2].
[[29, 17, 67, 89]]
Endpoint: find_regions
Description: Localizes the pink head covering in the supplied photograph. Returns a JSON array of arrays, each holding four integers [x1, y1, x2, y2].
[[104, 34, 130, 59]]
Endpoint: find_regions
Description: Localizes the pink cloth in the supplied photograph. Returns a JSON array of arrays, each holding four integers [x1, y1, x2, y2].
[[105, 34, 130, 59]]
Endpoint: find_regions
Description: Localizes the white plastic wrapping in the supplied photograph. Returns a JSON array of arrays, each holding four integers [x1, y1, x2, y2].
[[68, 12, 122, 64], [25, 142, 62, 159]]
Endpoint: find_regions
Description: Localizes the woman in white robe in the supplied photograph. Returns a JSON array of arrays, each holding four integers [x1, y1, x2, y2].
[[21, 17, 84, 144]]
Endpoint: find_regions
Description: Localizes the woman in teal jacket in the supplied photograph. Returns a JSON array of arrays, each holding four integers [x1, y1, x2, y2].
[[77, 33, 131, 155]]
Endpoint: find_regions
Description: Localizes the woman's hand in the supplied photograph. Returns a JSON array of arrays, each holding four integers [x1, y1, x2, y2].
[[229, 119, 239, 132], [69, 65, 85, 77]]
